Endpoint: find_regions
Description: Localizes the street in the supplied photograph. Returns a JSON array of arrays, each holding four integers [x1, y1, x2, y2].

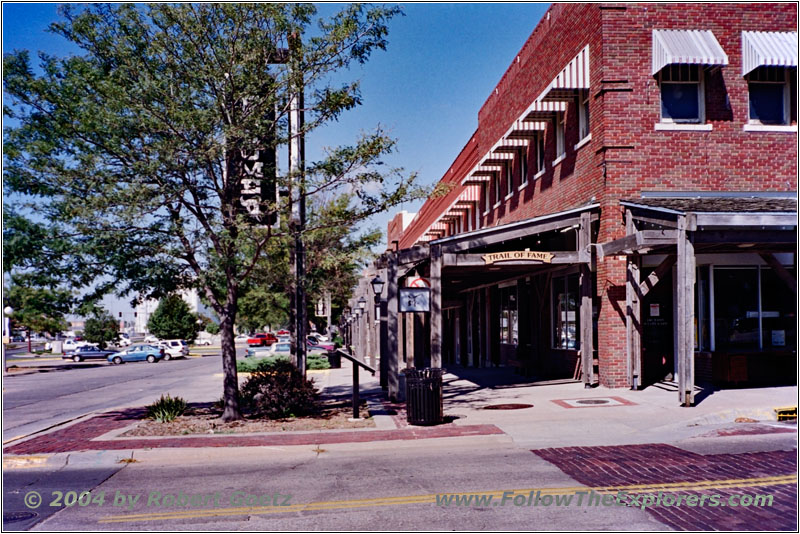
[[3, 348, 244, 441], [3, 356, 797, 531]]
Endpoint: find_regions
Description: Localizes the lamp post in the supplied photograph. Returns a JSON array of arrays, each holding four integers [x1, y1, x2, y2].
[[370, 275, 384, 320], [371, 274, 388, 390], [3, 306, 13, 373]]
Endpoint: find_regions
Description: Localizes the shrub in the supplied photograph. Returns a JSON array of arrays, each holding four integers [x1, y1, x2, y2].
[[146, 394, 187, 422], [307, 353, 331, 370], [237, 355, 290, 373], [240, 360, 320, 419]]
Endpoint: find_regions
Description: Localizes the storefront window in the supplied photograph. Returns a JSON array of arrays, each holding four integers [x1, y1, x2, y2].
[[713, 267, 760, 351], [760, 267, 796, 350], [498, 285, 518, 345], [553, 274, 580, 349]]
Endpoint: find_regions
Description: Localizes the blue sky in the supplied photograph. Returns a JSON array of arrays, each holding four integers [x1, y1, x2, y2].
[[3, 2, 549, 314]]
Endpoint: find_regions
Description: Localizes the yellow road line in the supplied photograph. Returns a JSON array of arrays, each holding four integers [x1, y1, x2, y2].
[[98, 474, 797, 523]]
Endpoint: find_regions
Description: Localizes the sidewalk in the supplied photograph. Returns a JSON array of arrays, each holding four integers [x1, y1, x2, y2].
[[3, 361, 796, 457]]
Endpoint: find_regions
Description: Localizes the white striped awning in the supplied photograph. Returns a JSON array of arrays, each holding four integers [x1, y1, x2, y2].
[[742, 31, 797, 75], [507, 120, 546, 139], [540, 45, 591, 101], [523, 100, 566, 120], [493, 137, 529, 153], [482, 152, 514, 165], [652, 29, 728, 75]]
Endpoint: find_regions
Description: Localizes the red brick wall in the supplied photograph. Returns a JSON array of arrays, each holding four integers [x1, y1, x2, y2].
[[398, 3, 798, 387]]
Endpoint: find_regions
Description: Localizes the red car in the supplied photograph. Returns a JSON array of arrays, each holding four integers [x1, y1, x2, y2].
[[276, 329, 290, 336], [247, 333, 277, 347]]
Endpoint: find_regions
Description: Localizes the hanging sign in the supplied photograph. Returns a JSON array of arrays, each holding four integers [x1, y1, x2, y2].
[[407, 277, 431, 288], [482, 251, 554, 265], [399, 288, 430, 313]]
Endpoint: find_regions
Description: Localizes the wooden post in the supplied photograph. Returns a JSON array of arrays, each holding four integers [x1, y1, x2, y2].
[[625, 209, 642, 389], [676, 216, 695, 406], [430, 244, 443, 369], [387, 254, 400, 399], [579, 211, 594, 387]]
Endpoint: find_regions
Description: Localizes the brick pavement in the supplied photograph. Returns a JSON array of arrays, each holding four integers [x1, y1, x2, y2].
[[533, 443, 797, 530], [4, 407, 502, 455]]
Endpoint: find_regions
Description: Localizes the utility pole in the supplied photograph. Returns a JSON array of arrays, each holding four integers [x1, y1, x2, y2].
[[289, 31, 307, 376]]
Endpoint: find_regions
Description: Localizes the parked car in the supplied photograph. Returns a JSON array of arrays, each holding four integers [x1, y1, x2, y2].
[[307, 338, 335, 352], [108, 344, 165, 364], [276, 329, 290, 336], [117, 333, 132, 347], [245, 342, 327, 358], [195, 338, 213, 346], [63, 338, 97, 353], [307, 335, 333, 349], [276, 335, 291, 343], [143, 335, 160, 344], [308, 333, 329, 343], [63, 345, 115, 362], [247, 333, 278, 347], [157, 339, 189, 360]]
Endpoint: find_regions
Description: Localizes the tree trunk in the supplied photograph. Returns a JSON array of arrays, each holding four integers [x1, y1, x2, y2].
[[219, 282, 242, 421]]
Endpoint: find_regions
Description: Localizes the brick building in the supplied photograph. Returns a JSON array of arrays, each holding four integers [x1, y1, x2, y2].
[[348, 3, 797, 405]]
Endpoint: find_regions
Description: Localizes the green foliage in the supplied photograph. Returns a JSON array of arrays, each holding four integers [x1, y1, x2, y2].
[[82, 308, 119, 349], [307, 353, 331, 370], [237, 355, 290, 373], [146, 394, 187, 423], [197, 313, 220, 335], [147, 295, 199, 342], [5, 279, 72, 336], [3, 3, 426, 421], [240, 360, 320, 419]]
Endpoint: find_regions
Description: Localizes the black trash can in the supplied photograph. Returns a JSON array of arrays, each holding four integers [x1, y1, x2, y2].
[[327, 350, 341, 369], [404, 368, 445, 425]]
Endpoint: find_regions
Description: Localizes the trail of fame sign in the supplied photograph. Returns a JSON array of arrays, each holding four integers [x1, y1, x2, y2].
[[481, 251, 554, 265]]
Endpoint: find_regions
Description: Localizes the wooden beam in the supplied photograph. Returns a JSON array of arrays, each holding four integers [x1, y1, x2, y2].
[[442, 251, 582, 267], [598, 234, 638, 259], [760, 253, 797, 294], [579, 211, 594, 387], [441, 213, 598, 254], [397, 244, 430, 265], [639, 255, 677, 298], [693, 230, 797, 244], [430, 245, 443, 368], [386, 255, 400, 400], [695, 213, 797, 227], [625, 211, 641, 389], [676, 216, 695, 406]]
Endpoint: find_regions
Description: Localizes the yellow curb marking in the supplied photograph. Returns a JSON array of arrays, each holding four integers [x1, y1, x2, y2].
[[3, 455, 51, 469], [99, 474, 797, 523]]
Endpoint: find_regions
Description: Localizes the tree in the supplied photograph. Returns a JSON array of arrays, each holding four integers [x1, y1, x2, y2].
[[4, 4, 424, 421], [147, 295, 199, 342], [5, 280, 72, 339], [83, 308, 119, 349]]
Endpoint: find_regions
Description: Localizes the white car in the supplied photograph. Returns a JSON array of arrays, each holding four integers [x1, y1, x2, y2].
[[62, 339, 97, 353], [195, 338, 213, 346], [118, 334, 132, 347], [143, 335, 160, 344], [157, 339, 189, 360]]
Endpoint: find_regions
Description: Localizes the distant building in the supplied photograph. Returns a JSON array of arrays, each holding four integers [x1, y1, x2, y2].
[[135, 289, 217, 334]]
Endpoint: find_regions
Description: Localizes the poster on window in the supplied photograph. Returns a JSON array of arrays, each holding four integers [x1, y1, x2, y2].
[[399, 288, 430, 313]]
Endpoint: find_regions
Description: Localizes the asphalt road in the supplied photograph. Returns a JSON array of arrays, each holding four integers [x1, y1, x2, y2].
[[2, 348, 247, 442]]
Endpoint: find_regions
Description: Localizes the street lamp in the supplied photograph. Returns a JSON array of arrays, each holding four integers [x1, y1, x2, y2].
[[370, 275, 384, 323], [357, 296, 367, 311]]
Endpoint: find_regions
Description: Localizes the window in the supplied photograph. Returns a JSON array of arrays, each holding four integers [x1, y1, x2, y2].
[[481, 181, 489, 213], [518, 147, 528, 186], [534, 133, 546, 175], [748, 66, 796, 125], [504, 161, 513, 198], [713, 266, 796, 351], [555, 111, 566, 159], [493, 173, 500, 205], [659, 64, 703, 123], [498, 285, 518, 345], [578, 89, 590, 140], [552, 274, 580, 349]]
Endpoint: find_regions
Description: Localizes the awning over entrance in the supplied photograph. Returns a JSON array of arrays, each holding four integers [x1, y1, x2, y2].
[[741, 31, 798, 75], [651, 29, 728, 75], [598, 195, 797, 406]]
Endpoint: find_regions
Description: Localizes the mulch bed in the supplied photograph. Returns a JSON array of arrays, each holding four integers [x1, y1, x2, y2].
[[122, 400, 375, 437]]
